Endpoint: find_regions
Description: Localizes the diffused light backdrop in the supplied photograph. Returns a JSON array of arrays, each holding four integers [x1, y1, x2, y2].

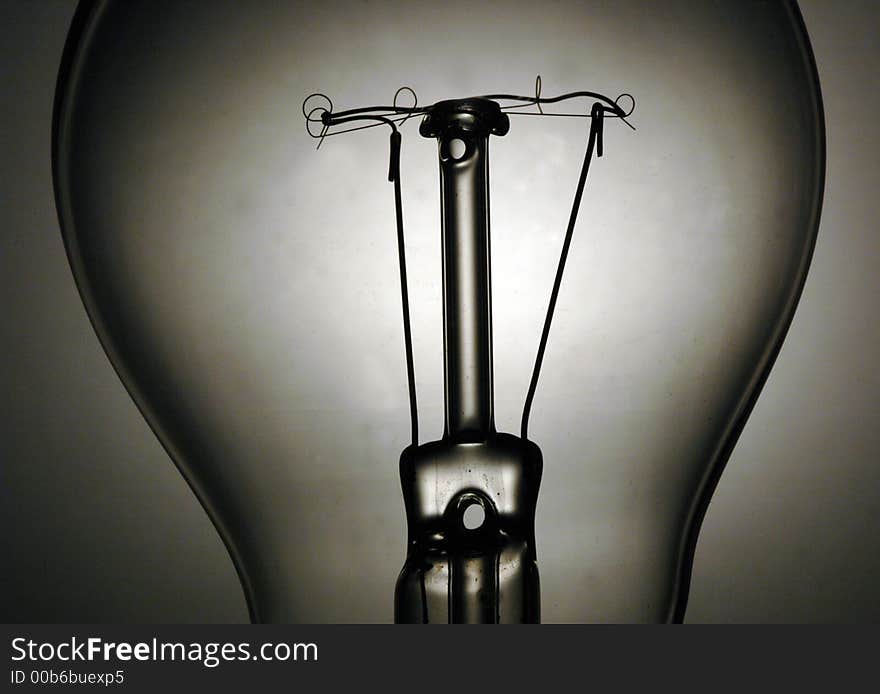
[[3, 0, 877, 623]]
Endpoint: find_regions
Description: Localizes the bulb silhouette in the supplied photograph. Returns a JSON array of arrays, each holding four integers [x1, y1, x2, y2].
[[53, 0, 824, 622]]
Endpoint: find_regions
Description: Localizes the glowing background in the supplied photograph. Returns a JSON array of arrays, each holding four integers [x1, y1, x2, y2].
[[2, 0, 877, 622]]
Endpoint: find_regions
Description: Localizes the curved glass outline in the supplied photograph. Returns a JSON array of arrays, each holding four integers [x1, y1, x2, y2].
[[665, 1, 825, 621], [51, 0, 259, 620], [51, 0, 825, 623]]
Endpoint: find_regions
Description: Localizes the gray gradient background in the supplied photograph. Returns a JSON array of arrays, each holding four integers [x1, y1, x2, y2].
[[2, 0, 878, 623]]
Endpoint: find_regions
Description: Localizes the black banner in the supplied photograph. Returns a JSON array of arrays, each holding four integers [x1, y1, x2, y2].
[[0, 624, 873, 692]]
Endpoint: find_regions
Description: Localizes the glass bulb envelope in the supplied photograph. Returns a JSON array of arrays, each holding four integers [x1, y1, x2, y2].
[[53, 0, 824, 622]]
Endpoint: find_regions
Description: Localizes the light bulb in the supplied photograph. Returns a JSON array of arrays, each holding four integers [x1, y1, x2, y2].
[[53, 0, 824, 623]]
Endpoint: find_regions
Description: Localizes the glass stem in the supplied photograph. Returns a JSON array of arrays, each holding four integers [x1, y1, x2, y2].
[[440, 134, 495, 442]]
